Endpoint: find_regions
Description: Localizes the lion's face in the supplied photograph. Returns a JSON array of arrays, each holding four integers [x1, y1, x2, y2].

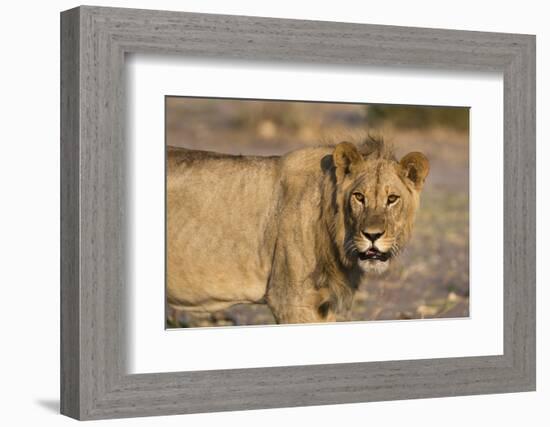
[[332, 142, 429, 274]]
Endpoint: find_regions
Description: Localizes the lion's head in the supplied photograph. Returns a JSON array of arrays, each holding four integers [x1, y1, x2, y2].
[[326, 138, 429, 275]]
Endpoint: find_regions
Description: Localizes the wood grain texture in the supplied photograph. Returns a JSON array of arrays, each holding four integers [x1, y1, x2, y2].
[[60, 7, 80, 419], [60, 6, 536, 420]]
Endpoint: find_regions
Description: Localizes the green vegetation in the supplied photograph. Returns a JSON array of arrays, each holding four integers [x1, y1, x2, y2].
[[365, 105, 469, 131]]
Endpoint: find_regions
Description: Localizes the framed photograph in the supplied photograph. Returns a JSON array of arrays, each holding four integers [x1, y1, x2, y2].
[[60, 6, 536, 420]]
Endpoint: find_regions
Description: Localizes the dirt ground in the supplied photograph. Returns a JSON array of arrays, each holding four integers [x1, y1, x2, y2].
[[166, 98, 469, 327]]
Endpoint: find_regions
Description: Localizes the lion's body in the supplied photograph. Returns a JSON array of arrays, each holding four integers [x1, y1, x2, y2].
[[167, 139, 429, 324], [167, 148, 280, 313]]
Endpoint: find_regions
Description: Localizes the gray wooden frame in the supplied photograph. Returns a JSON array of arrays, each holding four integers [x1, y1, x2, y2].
[[60, 5, 536, 420]]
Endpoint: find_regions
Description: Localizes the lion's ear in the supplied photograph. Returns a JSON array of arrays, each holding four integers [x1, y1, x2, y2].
[[400, 152, 429, 190], [333, 142, 362, 177]]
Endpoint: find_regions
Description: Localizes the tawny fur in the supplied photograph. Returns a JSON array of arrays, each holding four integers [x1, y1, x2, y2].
[[167, 137, 429, 324]]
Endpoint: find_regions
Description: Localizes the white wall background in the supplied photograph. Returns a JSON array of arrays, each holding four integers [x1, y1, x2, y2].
[[0, 0, 546, 425]]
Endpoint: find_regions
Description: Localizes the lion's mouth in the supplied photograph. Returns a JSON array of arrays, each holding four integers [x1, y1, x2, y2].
[[358, 247, 390, 262]]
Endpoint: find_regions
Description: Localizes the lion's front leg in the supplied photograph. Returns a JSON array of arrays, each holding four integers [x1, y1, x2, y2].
[[266, 286, 336, 324], [266, 221, 342, 324]]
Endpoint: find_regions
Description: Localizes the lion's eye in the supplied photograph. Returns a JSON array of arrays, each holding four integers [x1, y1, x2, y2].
[[387, 194, 400, 204], [353, 192, 365, 203]]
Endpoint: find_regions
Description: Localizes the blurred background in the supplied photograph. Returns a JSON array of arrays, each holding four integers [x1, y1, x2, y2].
[[166, 97, 469, 327]]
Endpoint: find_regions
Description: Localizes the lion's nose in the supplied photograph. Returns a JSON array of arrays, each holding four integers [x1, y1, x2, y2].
[[362, 230, 385, 242]]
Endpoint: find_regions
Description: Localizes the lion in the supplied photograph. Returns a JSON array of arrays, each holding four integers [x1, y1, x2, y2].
[[167, 137, 429, 324]]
